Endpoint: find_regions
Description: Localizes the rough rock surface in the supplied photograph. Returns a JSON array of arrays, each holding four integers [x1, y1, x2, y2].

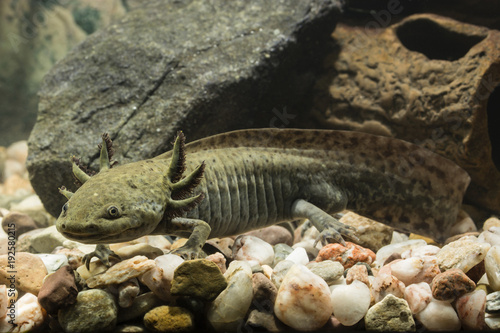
[[311, 13, 500, 214], [38, 265, 78, 314], [27, 0, 342, 217]]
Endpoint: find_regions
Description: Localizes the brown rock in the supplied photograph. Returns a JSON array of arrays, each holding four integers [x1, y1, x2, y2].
[[243, 225, 293, 246], [252, 272, 278, 307], [432, 268, 476, 301], [316, 242, 376, 269], [339, 212, 393, 251], [38, 265, 78, 314], [0, 252, 47, 295], [1, 212, 37, 236], [345, 263, 370, 286], [312, 13, 500, 214]]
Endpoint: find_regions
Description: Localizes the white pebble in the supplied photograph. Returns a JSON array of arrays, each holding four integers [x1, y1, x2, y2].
[[390, 256, 439, 285], [233, 235, 274, 266], [404, 282, 432, 314], [479, 227, 500, 247], [415, 298, 461, 331], [456, 289, 486, 330], [140, 254, 184, 302], [207, 261, 253, 332], [292, 239, 321, 257], [331, 280, 370, 326], [485, 245, 500, 291], [36, 254, 68, 274], [0, 293, 45, 333], [274, 264, 333, 331], [285, 247, 309, 266], [401, 245, 440, 258], [271, 260, 294, 289], [371, 265, 405, 302], [437, 236, 490, 273], [375, 239, 427, 267]]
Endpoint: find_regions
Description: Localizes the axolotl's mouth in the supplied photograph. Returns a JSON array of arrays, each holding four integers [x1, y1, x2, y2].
[[58, 225, 144, 244]]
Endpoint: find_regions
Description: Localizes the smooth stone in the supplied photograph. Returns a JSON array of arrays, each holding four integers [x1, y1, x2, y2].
[[233, 235, 274, 266], [246, 309, 285, 332], [292, 239, 321, 258], [170, 259, 227, 301], [38, 265, 78, 314], [338, 211, 394, 251], [0, 292, 45, 332], [118, 278, 140, 308], [114, 324, 149, 333], [306, 260, 344, 285], [485, 245, 500, 291], [274, 264, 333, 331], [205, 238, 234, 259], [273, 243, 294, 267], [252, 272, 277, 306], [437, 236, 491, 273], [1, 211, 37, 236], [29, 225, 67, 253], [370, 265, 405, 303], [243, 225, 293, 246], [374, 239, 427, 268], [37, 253, 69, 274], [364, 294, 415, 332], [403, 282, 432, 314], [431, 268, 476, 301], [207, 261, 253, 332], [86, 255, 156, 288], [316, 241, 375, 269], [484, 217, 500, 231], [133, 235, 172, 251], [271, 260, 294, 289], [205, 252, 226, 274], [401, 245, 441, 258], [331, 280, 370, 326], [0, 252, 47, 295], [487, 291, 500, 313], [390, 256, 440, 285], [143, 305, 194, 333], [485, 314, 500, 329], [140, 254, 184, 301], [415, 298, 461, 331], [285, 246, 309, 266], [117, 292, 165, 324], [59, 289, 117, 333], [345, 263, 370, 285], [478, 227, 500, 246], [456, 289, 486, 330], [115, 243, 164, 260]]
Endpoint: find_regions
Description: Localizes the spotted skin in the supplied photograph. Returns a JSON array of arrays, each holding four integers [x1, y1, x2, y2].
[[56, 129, 470, 263]]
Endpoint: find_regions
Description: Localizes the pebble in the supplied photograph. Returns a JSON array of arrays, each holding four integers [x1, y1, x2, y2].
[[115, 243, 164, 260], [1, 211, 37, 236], [0, 292, 45, 332], [485, 314, 500, 330], [243, 225, 293, 246], [331, 280, 371, 326], [403, 282, 432, 314], [478, 227, 500, 246], [374, 239, 427, 268], [456, 289, 486, 330], [284, 246, 309, 265], [370, 265, 405, 302], [233, 235, 274, 266], [0, 252, 47, 295], [306, 260, 344, 285], [483, 217, 500, 231], [117, 292, 164, 324], [431, 268, 476, 301], [118, 278, 140, 308], [170, 259, 227, 301], [345, 263, 370, 285], [389, 256, 440, 285], [205, 238, 234, 259], [37, 253, 69, 273], [274, 264, 333, 331], [132, 235, 172, 251], [252, 272, 277, 306], [140, 254, 184, 301], [205, 252, 226, 274], [316, 241, 375, 269], [485, 245, 500, 291], [437, 236, 491, 273], [58, 289, 117, 333], [338, 211, 394, 251], [271, 260, 294, 289], [364, 294, 415, 332], [38, 265, 78, 314], [414, 298, 461, 331], [29, 225, 68, 253], [487, 290, 500, 313], [143, 305, 194, 333], [207, 261, 253, 332], [401, 244, 440, 258], [272, 243, 294, 266], [85, 255, 156, 288], [246, 309, 285, 332]]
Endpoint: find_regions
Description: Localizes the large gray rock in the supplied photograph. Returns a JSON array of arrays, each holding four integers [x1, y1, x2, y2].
[[27, 0, 341, 217]]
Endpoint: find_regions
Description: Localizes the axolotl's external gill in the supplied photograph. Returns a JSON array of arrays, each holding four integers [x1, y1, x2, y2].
[[55, 129, 470, 266]]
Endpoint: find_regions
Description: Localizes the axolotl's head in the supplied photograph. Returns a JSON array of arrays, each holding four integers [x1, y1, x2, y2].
[[56, 133, 204, 244]]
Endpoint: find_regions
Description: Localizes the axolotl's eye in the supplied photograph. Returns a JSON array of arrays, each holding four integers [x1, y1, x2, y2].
[[61, 203, 68, 217], [107, 206, 121, 218]]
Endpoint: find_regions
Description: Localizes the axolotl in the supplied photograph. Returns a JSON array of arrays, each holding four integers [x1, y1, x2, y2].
[[55, 129, 470, 266]]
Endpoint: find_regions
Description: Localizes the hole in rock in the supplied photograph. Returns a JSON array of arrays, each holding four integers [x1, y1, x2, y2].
[[487, 84, 500, 171], [396, 18, 486, 61]]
